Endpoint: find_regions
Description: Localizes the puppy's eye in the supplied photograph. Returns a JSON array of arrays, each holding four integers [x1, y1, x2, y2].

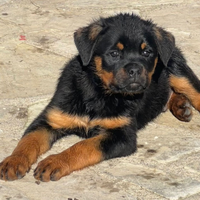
[[110, 51, 120, 57], [141, 49, 152, 57]]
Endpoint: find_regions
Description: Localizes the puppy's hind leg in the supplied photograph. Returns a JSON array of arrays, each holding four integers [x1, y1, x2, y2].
[[168, 47, 200, 112], [168, 92, 193, 122]]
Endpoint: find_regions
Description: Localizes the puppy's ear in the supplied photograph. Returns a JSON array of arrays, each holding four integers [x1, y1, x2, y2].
[[74, 19, 106, 66], [154, 26, 175, 66]]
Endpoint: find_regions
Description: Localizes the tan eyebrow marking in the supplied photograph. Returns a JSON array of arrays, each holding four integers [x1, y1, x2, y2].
[[141, 43, 147, 50], [116, 42, 124, 50]]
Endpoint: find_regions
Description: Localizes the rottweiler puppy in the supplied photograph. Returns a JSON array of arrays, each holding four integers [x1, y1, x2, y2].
[[0, 13, 199, 182]]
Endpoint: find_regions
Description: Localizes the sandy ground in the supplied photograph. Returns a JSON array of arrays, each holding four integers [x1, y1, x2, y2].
[[0, 0, 200, 199]]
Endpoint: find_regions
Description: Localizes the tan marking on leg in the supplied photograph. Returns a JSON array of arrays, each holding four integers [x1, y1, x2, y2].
[[34, 134, 106, 181], [169, 75, 200, 110], [117, 42, 124, 50], [13, 129, 51, 164], [66, 134, 105, 172], [0, 129, 51, 180]]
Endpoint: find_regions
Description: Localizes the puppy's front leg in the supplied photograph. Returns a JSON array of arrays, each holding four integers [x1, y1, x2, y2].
[[0, 128, 52, 181], [34, 127, 137, 182]]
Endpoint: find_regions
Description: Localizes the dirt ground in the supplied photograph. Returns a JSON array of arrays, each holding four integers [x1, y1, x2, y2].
[[0, 0, 200, 199]]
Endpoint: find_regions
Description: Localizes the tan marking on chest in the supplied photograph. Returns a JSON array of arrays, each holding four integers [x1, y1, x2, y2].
[[47, 108, 131, 130]]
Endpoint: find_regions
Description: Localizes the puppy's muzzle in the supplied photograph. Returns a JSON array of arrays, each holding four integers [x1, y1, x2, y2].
[[109, 63, 148, 94]]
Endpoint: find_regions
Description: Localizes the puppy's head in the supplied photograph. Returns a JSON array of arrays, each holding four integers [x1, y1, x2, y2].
[[74, 14, 175, 94]]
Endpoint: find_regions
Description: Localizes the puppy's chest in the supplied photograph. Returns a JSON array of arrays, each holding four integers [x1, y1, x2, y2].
[[47, 107, 132, 132], [47, 97, 136, 132], [84, 96, 137, 117]]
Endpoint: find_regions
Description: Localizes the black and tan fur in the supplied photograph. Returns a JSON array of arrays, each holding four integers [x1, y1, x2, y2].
[[0, 14, 199, 182]]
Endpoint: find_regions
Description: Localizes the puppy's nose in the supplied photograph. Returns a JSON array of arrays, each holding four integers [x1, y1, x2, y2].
[[125, 64, 142, 78]]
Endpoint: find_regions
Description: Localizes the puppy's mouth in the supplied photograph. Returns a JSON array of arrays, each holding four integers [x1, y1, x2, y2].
[[110, 80, 148, 94], [122, 82, 147, 93]]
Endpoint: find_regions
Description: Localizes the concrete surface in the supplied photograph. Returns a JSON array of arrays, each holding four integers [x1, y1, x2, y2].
[[0, 0, 200, 199]]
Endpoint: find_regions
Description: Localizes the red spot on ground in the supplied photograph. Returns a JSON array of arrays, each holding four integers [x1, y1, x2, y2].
[[19, 35, 26, 41]]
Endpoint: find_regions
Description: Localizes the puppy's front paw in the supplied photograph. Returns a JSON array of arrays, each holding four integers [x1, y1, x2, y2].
[[34, 154, 70, 182], [0, 155, 30, 181]]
